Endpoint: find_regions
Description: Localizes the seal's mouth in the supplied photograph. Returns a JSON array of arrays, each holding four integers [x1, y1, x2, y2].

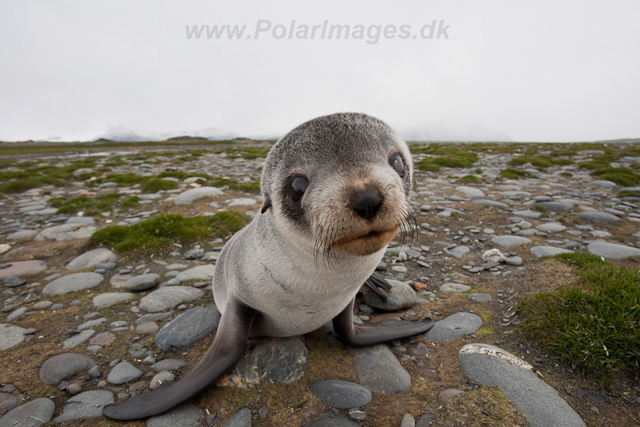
[[332, 227, 399, 256]]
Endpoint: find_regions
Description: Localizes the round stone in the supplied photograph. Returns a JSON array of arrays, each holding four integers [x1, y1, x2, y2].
[[587, 241, 640, 260], [0, 398, 55, 427], [491, 236, 532, 248], [125, 273, 161, 291], [107, 361, 143, 385], [41, 273, 103, 296], [424, 312, 483, 343], [92, 292, 135, 308], [39, 353, 96, 385], [66, 248, 117, 271], [310, 380, 372, 409], [0, 324, 27, 351]]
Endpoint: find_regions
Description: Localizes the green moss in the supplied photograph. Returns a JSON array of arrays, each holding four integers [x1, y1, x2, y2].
[[578, 154, 615, 171], [560, 172, 573, 177], [89, 212, 247, 253], [618, 189, 640, 198], [531, 204, 547, 213], [499, 168, 538, 179], [120, 196, 141, 209], [592, 168, 639, 187], [139, 178, 179, 193], [0, 179, 43, 193], [509, 155, 572, 168], [516, 252, 640, 379], [458, 175, 482, 184]]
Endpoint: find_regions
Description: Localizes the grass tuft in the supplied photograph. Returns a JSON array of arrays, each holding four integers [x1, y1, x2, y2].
[[89, 212, 247, 253], [516, 252, 640, 379], [500, 168, 538, 180], [139, 178, 179, 193], [591, 168, 639, 187]]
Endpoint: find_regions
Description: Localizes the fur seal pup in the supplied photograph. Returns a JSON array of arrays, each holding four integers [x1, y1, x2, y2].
[[103, 112, 434, 420]]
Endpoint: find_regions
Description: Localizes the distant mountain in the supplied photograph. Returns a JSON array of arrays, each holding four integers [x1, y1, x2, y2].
[[92, 126, 238, 142]]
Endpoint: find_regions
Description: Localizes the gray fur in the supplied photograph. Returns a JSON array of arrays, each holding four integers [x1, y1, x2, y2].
[[214, 112, 413, 337]]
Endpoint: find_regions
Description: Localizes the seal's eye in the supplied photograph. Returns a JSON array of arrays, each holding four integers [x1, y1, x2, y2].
[[389, 154, 405, 178], [291, 176, 309, 203]]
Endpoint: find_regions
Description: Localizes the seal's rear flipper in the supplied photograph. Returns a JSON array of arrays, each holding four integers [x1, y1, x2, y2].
[[102, 301, 258, 421], [363, 273, 392, 302], [332, 298, 433, 348]]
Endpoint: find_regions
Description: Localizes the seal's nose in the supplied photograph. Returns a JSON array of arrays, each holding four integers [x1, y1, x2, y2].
[[351, 185, 383, 220]]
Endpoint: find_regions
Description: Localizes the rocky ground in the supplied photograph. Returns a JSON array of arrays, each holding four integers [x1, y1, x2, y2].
[[0, 143, 639, 426]]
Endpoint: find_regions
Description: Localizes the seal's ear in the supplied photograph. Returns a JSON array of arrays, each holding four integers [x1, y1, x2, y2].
[[260, 196, 272, 213]]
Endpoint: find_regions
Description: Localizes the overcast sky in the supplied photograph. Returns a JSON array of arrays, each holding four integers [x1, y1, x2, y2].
[[1, 1, 639, 142]]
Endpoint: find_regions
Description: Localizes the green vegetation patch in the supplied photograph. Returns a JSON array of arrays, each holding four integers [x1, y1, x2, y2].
[[500, 168, 538, 180], [414, 146, 478, 171], [592, 168, 640, 187], [516, 252, 640, 379], [89, 212, 246, 253], [457, 175, 482, 184], [211, 177, 261, 193], [51, 193, 126, 216], [618, 189, 640, 198], [509, 155, 573, 168], [158, 171, 212, 181], [577, 154, 615, 171], [139, 178, 179, 193]]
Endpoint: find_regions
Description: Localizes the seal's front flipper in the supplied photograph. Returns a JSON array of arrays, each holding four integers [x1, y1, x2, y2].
[[102, 301, 258, 421], [332, 298, 433, 348], [363, 273, 392, 302]]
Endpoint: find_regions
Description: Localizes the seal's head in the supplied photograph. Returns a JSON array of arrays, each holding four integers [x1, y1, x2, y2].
[[261, 113, 413, 257]]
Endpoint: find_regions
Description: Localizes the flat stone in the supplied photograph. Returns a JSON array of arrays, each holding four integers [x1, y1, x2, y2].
[[125, 273, 160, 291], [223, 408, 252, 427], [0, 261, 47, 280], [490, 235, 531, 248], [53, 390, 114, 423], [42, 272, 103, 296], [7, 230, 37, 240], [455, 186, 484, 198], [362, 279, 416, 311], [139, 286, 204, 312], [62, 330, 95, 348], [146, 403, 204, 427], [66, 248, 117, 271], [591, 180, 617, 187], [302, 413, 360, 427], [536, 202, 573, 212], [92, 292, 134, 308], [310, 380, 372, 409], [224, 337, 307, 386], [228, 198, 257, 207], [444, 245, 470, 259], [0, 324, 26, 351], [155, 306, 221, 351], [174, 187, 223, 205], [512, 209, 542, 219], [89, 332, 115, 347], [530, 246, 572, 258], [576, 212, 620, 223], [3, 276, 26, 288], [468, 293, 492, 303], [135, 321, 160, 335], [424, 312, 483, 343], [151, 358, 187, 373], [6, 307, 27, 321], [499, 191, 530, 199], [459, 343, 585, 427], [39, 353, 96, 385], [348, 344, 410, 394], [535, 222, 566, 233], [473, 199, 510, 209], [35, 224, 96, 242], [439, 283, 471, 293], [0, 398, 55, 427], [587, 241, 640, 260], [174, 265, 215, 282], [77, 318, 106, 331], [107, 361, 143, 384]]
